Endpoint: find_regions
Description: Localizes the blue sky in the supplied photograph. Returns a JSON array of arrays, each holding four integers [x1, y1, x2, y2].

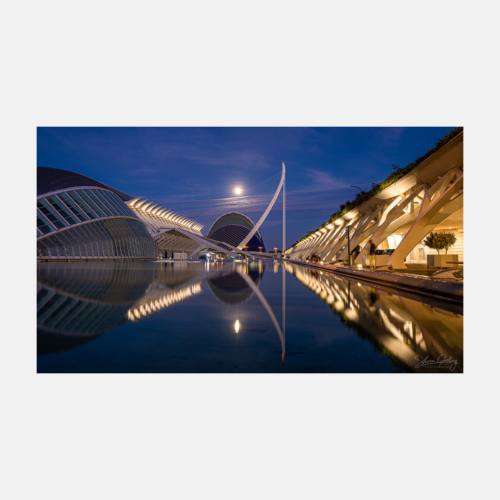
[[37, 127, 454, 248]]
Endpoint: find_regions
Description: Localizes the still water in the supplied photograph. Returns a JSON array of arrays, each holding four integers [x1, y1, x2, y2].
[[37, 261, 463, 373]]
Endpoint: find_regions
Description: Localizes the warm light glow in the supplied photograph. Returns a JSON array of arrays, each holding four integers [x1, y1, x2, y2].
[[234, 320, 240, 333], [235, 187, 242, 195], [344, 308, 359, 322]]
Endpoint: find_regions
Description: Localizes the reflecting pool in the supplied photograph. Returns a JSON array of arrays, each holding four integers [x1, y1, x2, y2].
[[37, 261, 463, 373]]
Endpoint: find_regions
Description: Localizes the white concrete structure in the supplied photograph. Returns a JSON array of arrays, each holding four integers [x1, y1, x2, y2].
[[129, 164, 286, 260], [285, 132, 463, 269], [128, 196, 255, 258], [237, 162, 285, 249]]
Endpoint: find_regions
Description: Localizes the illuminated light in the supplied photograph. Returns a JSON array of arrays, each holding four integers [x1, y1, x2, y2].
[[357, 264, 362, 268], [344, 308, 359, 322], [334, 301, 344, 311], [282, 353, 284, 362], [234, 320, 240, 333], [235, 187, 242, 195], [320, 261, 324, 264], [357, 283, 361, 286]]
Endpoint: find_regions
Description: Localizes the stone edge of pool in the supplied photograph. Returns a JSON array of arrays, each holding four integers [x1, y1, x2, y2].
[[285, 261, 463, 301]]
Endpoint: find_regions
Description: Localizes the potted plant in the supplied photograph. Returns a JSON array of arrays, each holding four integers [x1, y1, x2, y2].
[[423, 231, 458, 267], [442, 232, 457, 254], [441, 232, 459, 267]]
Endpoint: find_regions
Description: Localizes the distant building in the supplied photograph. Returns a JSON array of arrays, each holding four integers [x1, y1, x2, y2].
[[285, 131, 463, 269], [37, 167, 157, 261], [207, 213, 266, 253], [37, 167, 271, 261]]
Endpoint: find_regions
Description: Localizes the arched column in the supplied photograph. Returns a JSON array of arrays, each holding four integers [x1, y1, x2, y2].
[[384, 169, 463, 269], [318, 220, 349, 259], [335, 204, 385, 263], [354, 185, 425, 264], [323, 212, 364, 262]]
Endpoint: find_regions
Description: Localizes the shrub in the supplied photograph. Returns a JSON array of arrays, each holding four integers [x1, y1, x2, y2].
[[442, 232, 457, 254], [422, 232, 447, 254]]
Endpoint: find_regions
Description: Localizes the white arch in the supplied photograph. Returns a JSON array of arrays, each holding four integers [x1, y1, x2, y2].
[[237, 162, 285, 249]]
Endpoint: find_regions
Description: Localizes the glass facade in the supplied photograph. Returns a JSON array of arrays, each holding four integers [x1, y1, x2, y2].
[[37, 218, 157, 260], [37, 188, 138, 232], [37, 187, 157, 260]]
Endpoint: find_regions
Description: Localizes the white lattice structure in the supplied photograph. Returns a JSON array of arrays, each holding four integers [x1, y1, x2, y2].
[[285, 132, 463, 269], [130, 163, 286, 259]]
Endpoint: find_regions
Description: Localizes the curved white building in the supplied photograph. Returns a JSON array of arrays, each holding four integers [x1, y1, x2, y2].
[[285, 131, 463, 270], [38, 162, 286, 261]]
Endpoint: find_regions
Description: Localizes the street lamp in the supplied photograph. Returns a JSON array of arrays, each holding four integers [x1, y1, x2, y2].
[[346, 225, 352, 265]]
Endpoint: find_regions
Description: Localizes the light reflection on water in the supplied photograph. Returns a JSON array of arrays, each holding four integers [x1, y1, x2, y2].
[[37, 261, 463, 373]]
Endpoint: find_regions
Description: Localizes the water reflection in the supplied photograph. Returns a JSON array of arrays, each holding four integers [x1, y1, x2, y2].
[[207, 268, 262, 304], [37, 261, 273, 355], [37, 261, 463, 372], [288, 265, 463, 372], [37, 262, 155, 353]]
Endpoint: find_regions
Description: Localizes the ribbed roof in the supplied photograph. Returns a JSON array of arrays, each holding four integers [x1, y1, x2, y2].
[[37, 167, 133, 201], [207, 212, 262, 240]]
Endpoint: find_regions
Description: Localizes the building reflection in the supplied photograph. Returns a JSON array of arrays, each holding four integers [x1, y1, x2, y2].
[[37, 261, 278, 355], [127, 284, 202, 322], [207, 266, 263, 304], [38, 261, 459, 372], [204, 262, 286, 360], [37, 262, 156, 354], [287, 264, 463, 372], [37, 262, 205, 354]]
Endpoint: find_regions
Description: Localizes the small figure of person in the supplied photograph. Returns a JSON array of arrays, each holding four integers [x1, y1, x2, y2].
[[368, 239, 376, 269]]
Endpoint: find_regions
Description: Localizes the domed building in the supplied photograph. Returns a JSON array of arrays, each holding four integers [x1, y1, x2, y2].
[[37, 167, 157, 261], [207, 213, 266, 252], [37, 167, 275, 261]]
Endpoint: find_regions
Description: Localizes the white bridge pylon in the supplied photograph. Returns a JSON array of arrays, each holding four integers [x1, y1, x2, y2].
[[237, 162, 285, 250]]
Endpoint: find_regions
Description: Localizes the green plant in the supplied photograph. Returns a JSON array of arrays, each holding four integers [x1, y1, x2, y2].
[[442, 232, 457, 254], [422, 232, 447, 254]]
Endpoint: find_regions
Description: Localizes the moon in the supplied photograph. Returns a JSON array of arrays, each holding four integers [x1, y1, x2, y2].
[[235, 187, 242, 195]]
